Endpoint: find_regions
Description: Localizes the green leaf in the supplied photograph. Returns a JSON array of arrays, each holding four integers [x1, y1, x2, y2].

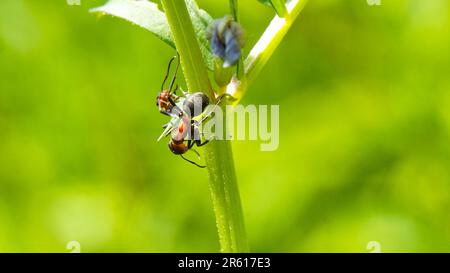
[[257, 0, 287, 17], [90, 0, 174, 48], [91, 0, 214, 70], [185, 0, 214, 71]]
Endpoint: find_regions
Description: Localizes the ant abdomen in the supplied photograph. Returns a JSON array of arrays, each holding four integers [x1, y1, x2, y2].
[[168, 141, 188, 155]]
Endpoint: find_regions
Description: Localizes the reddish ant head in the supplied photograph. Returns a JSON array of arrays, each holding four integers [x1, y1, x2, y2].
[[157, 55, 180, 113], [156, 90, 172, 112]]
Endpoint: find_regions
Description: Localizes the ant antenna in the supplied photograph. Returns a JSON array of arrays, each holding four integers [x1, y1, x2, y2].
[[180, 154, 206, 168], [168, 52, 180, 93], [161, 55, 176, 91]]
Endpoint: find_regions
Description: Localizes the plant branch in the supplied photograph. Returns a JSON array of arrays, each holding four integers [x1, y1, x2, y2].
[[244, 0, 307, 85], [229, 0, 239, 22]]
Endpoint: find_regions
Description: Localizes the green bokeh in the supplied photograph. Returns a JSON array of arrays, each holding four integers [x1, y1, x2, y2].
[[0, 0, 449, 252]]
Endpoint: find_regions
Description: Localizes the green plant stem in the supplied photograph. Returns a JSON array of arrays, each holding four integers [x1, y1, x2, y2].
[[203, 138, 248, 252], [244, 0, 307, 87], [229, 0, 244, 80], [229, 0, 238, 22], [161, 0, 211, 94], [161, 0, 248, 253]]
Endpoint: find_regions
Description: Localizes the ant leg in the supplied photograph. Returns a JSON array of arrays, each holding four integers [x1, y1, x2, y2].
[[191, 122, 204, 142], [168, 86, 183, 110], [194, 122, 215, 146], [195, 139, 210, 147], [180, 147, 206, 168], [160, 56, 176, 91], [195, 94, 237, 125], [191, 124, 211, 147], [168, 96, 177, 107], [187, 139, 195, 149], [180, 154, 206, 168], [216, 93, 237, 104], [181, 89, 190, 97], [160, 110, 172, 117]]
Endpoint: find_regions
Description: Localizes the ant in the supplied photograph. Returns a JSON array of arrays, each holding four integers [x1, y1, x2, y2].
[[156, 55, 234, 168]]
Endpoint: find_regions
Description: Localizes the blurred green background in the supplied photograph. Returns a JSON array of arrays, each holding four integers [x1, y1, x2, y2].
[[0, 0, 449, 252]]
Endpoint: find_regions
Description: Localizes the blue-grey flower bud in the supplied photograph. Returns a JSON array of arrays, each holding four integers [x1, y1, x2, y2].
[[207, 16, 245, 68]]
